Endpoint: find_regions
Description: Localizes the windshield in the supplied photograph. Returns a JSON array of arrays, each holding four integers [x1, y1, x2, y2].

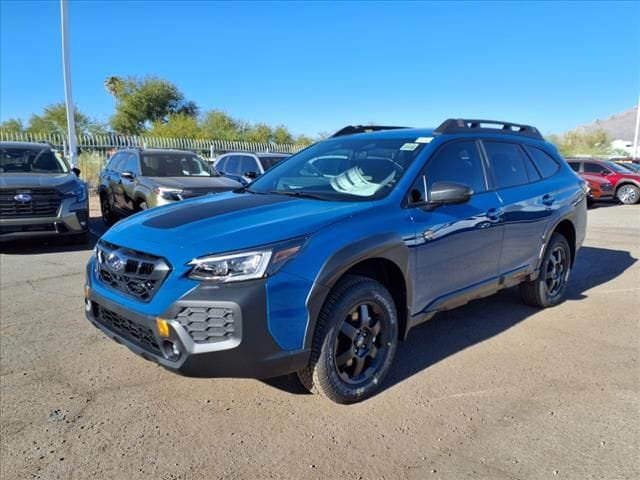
[[140, 152, 216, 177], [260, 155, 289, 170], [249, 137, 427, 200], [0, 147, 69, 174]]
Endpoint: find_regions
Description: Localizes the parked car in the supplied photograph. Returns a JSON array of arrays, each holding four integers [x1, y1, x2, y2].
[[580, 173, 614, 206], [98, 148, 241, 225], [615, 161, 640, 174], [0, 141, 89, 241], [85, 119, 587, 403], [567, 158, 640, 204], [214, 152, 290, 184]]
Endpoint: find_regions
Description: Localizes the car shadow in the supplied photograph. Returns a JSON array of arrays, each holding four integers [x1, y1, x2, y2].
[[0, 216, 103, 255], [263, 246, 636, 397]]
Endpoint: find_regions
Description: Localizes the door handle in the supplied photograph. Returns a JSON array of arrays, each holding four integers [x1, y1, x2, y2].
[[486, 207, 504, 221], [542, 194, 555, 206]]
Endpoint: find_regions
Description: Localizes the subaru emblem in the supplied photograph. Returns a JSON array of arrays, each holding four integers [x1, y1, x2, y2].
[[14, 193, 32, 203], [106, 253, 125, 272]]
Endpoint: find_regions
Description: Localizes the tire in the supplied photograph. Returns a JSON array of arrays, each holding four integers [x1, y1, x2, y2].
[[615, 184, 640, 205], [100, 193, 115, 227], [297, 275, 398, 404], [520, 233, 571, 308]]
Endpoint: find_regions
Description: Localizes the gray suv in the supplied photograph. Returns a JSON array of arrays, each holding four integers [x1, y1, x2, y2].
[[99, 148, 241, 225], [0, 142, 89, 241]]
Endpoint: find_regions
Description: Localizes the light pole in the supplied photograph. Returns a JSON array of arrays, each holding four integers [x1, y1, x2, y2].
[[60, 0, 78, 168], [633, 93, 640, 160]]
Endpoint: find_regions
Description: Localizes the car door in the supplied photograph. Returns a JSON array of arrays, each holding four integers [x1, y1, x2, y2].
[[107, 152, 127, 214], [119, 153, 141, 214], [410, 140, 504, 314], [482, 140, 556, 276]]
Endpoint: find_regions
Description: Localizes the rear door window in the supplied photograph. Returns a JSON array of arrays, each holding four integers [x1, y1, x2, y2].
[[524, 146, 560, 178], [583, 162, 606, 174], [483, 141, 533, 189]]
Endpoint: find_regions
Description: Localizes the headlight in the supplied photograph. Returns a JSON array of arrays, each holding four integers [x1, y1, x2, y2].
[[187, 238, 305, 282], [72, 183, 87, 202], [154, 187, 184, 201]]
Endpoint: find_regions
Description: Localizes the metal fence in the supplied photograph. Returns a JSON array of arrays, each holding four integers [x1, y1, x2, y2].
[[0, 130, 307, 187]]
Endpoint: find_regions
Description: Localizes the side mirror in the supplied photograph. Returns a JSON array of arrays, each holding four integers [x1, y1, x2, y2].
[[121, 171, 135, 180], [245, 171, 258, 179], [410, 179, 473, 209], [72, 167, 81, 177]]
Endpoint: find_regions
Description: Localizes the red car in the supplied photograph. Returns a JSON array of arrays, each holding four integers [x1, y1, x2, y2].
[[567, 158, 640, 204], [580, 173, 614, 206]]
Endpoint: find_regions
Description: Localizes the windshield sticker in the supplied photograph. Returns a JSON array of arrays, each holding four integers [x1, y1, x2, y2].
[[400, 143, 419, 151], [415, 137, 433, 143]]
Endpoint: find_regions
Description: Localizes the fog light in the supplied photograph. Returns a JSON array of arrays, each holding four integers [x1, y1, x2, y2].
[[156, 318, 170, 338], [84, 285, 90, 298], [161, 340, 181, 361], [85, 298, 91, 312]]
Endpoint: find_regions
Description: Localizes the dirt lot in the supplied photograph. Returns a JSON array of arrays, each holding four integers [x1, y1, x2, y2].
[[1, 202, 638, 480]]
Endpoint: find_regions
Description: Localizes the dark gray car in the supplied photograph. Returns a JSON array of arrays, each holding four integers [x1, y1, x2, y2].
[[98, 148, 241, 225], [0, 142, 89, 241]]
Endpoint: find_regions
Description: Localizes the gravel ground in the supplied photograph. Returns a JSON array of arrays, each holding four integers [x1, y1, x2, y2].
[[0, 200, 638, 480]]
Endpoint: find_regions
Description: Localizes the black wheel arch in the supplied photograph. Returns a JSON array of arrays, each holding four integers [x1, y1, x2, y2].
[[305, 233, 412, 349]]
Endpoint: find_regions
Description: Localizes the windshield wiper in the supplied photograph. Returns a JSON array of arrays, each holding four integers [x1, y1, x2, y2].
[[269, 190, 329, 201]]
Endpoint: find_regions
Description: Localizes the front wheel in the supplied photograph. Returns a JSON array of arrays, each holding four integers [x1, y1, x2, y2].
[[298, 275, 398, 404], [616, 184, 640, 204], [100, 193, 115, 226], [520, 233, 571, 308]]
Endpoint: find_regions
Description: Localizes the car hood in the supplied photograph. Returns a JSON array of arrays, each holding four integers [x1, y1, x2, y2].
[[0, 172, 79, 190], [145, 176, 240, 190], [103, 191, 372, 260]]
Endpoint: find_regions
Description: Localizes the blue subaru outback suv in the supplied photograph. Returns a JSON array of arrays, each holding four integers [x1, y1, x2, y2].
[[85, 119, 587, 403]]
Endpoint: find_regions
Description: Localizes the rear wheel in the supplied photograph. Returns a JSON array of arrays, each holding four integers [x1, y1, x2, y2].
[[616, 184, 639, 204], [520, 233, 571, 308], [298, 275, 398, 404]]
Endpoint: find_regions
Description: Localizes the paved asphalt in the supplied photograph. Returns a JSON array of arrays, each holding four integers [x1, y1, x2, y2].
[[0, 200, 638, 479]]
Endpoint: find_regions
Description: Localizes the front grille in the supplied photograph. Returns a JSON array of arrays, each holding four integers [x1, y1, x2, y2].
[[601, 183, 613, 192], [95, 240, 171, 301], [180, 188, 222, 199], [175, 306, 236, 343], [93, 304, 160, 354], [0, 188, 62, 218], [0, 224, 56, 234]]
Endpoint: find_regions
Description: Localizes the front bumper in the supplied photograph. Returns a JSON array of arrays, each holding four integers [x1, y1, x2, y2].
[[84, 264, 310, 378], [0, 196, 88, 240]]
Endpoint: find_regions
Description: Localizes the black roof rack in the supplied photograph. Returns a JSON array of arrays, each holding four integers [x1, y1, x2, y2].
[[331, 125, 409, 138], [434, 119, 543, 140]]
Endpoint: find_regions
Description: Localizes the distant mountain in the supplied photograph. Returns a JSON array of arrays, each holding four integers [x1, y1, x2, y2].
[[574, 106, 637, 140]]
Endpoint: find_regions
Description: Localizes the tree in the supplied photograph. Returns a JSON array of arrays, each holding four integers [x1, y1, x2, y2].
[[25, 103, 105, 136], [294, 134, 314, 145], [547, 128, 620, 157], [106, 76, 198, 135], [272, 125, 294, 144], [149, 113, 201, 139], [0, 118, 24, 134], [200, 110, 241, 141]]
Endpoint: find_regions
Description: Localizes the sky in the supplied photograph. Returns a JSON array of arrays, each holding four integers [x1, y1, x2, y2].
[[1, 0, 639, 137]]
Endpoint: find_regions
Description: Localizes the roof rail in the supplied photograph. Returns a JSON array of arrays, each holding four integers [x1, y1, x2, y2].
[[331, 125, 409, 138], [434, 119, 543, 140]]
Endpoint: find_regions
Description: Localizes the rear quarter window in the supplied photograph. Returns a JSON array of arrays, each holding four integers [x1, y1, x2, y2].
[[524, 146, 560, 178]]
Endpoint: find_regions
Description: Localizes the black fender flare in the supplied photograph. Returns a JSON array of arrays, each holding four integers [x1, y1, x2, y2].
[[303, 232, 412, 349], [536, 208, 578, 273]]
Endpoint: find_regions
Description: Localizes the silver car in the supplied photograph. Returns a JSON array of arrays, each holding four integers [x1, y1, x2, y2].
[[98, 148, 241, 225], [0, 142, 89, 242]]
